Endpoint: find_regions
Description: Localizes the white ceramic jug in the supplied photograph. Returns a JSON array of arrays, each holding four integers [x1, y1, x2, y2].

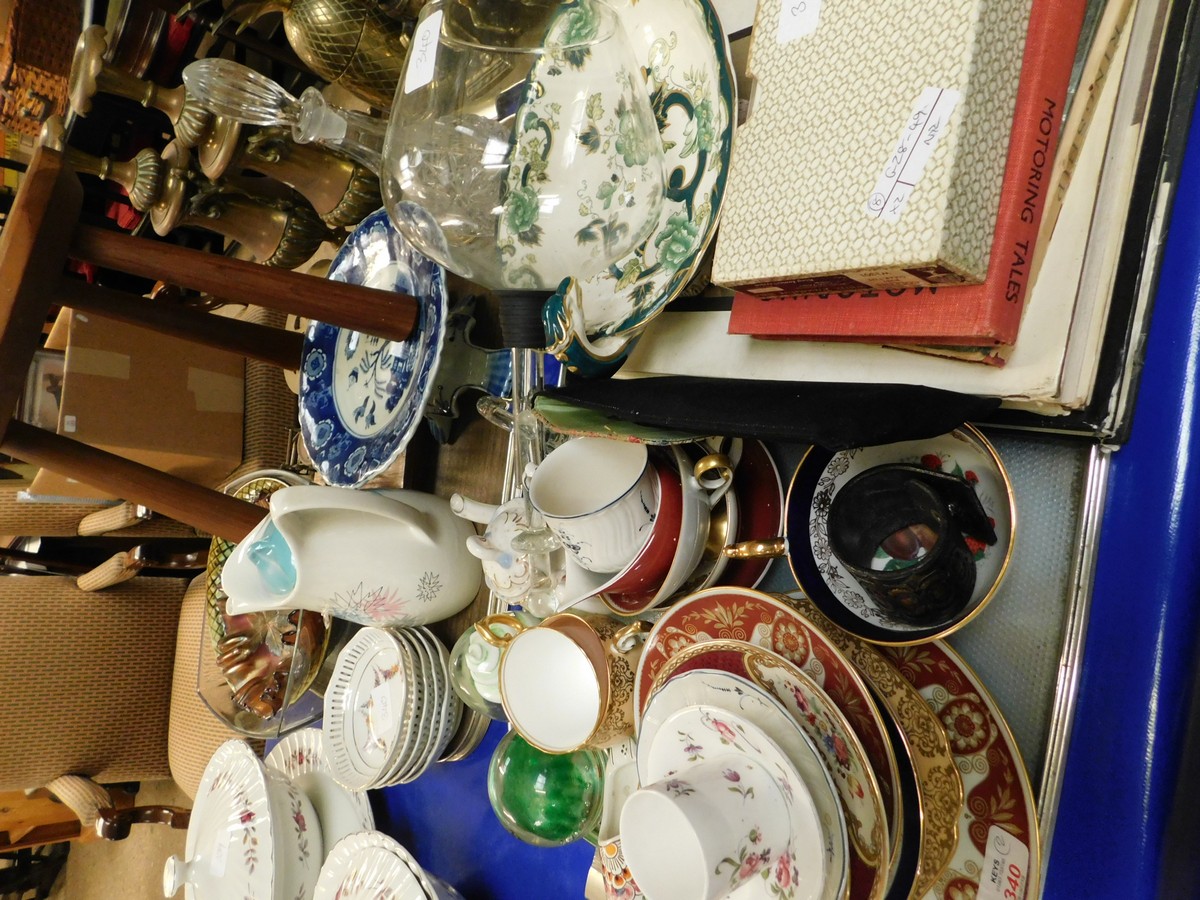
[[222, 485, 482, 626]]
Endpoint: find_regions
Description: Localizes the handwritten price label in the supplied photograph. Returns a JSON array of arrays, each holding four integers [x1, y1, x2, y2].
[[976, 825, 1031, 900], [404, 9, 443, 94], [209, 824, 233, 878], [865, 87, 960, 223], [370, 681, 396, 739], [777, 0, 821, 43]]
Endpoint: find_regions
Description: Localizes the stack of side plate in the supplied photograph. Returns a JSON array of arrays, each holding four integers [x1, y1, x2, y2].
[[323, 626, 463, 791]]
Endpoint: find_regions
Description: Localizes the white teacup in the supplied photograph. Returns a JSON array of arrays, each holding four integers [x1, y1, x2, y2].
[[620, 754, 791, 900], [529, 437, 660, 574]]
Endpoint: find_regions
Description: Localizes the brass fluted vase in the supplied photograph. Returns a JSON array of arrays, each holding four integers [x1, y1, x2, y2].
[[153, 142, 335, 271], [211, 125, 381, 229]]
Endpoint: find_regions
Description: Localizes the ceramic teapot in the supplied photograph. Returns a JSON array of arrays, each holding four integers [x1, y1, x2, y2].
[[222, 485, 482, 626], [450, 493, 565, 615]]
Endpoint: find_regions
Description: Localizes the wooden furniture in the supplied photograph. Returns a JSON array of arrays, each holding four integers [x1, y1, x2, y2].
[[0, 146, 419, 542]]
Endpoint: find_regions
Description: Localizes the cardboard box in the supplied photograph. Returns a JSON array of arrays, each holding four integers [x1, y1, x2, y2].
[[28, 311, 245, 501], [711, 0, 1033, 293]]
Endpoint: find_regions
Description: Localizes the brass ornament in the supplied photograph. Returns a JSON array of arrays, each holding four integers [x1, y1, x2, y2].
[[234, 126, 382, 228], [39, 115, 165, 212], [69, 25, 214, 148], [200, 0, 413, 108]]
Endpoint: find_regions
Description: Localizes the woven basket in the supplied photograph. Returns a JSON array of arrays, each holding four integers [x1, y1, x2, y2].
[[0, 0, 78, 137]]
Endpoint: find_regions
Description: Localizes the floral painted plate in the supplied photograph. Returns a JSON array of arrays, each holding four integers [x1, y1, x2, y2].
[[299, 208, 448, 487], [635, 587, 901, 872], [542, 0, 736, 374], [652, 640, 886, 900], [789, 425, 1015, 645], [315, 832, 427, 900], [639, 667, 849, 900], [639, 703, 827, 900], [265, 727, 375, 855], [881, 641, 1040, 900], [323, 626, 410, 791]]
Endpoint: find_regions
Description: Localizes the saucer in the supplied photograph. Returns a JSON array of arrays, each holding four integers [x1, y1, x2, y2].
[[651, 640, 888, 900], [265, 727, 375, 854], [639, 703, 826, 900], [299, 209, 449, 487], [315, 839, 423, 900], [315, 831, 463, 900], [635, 588, 901, 874], [786, 593, 961, 900], [881, 640, 1039, 900], [323, 627, 411, 790], [639, 669, 849, 900], [789, 425, 1015, 644], [721, 439, 784, 590]]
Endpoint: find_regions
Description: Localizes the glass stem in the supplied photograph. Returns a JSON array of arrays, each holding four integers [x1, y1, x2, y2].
[[508, 347, 562, 616]]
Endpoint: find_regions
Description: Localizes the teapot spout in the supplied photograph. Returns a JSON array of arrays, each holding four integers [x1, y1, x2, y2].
[[451, 493, 499, 525]]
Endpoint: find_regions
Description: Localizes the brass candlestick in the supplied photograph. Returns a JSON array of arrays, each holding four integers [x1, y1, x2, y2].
[[69, 24, 213, 148], [39, 115, 165, 213]]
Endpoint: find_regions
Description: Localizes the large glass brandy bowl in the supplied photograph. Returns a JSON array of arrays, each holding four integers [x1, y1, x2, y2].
[[381, 0, 666, 307]]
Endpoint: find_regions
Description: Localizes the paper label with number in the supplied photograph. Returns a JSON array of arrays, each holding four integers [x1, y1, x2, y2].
[[976, 825, 1031, 900], [865, 86, 961, 224], [405, 9, 443, 94], [777, 0, 822, 43]]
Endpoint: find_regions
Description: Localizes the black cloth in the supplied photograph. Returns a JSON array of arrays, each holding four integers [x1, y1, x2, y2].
[[538, 376, 1001, 449]]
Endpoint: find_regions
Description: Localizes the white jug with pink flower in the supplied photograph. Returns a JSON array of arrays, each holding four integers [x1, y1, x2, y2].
[[221, 484, 482, 626]]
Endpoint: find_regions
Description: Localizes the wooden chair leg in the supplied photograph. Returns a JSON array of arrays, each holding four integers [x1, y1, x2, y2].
[[0, 421, 266, 542], [70, 224, 419, 342], [54, 279, 304, 370]]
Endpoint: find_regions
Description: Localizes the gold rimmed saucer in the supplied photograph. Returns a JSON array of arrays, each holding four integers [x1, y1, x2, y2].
[[784, 593, 962, 899]]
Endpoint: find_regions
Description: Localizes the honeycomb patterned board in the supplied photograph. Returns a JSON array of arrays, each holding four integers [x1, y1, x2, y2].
[[712, 0, 1032, 291]]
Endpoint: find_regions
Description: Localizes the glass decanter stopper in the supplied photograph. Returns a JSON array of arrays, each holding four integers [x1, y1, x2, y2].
[[182, 58, 387, 174]]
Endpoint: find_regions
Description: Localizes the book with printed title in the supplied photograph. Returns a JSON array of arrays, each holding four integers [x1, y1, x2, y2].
[[725, 0, 1089, 348]]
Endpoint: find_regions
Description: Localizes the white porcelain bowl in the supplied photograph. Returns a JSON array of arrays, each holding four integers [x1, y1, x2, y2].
[[163, 739, 323, 900]]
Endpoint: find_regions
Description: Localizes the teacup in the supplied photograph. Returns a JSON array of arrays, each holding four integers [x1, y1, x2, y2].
[[620, 754, 791, 900], [603, 444, 734, 616], [475, 611, 649, 752], [528, 437, 660, 574], [599, 454, 683, 600]]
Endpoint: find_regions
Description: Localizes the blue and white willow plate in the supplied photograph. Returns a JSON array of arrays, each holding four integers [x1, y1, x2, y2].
[[299, 209, 448, 487], [542, 0, 736, 375]]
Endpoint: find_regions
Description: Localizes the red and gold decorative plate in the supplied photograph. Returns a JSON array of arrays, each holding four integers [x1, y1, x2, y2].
[[881, 641, 1039, 900]]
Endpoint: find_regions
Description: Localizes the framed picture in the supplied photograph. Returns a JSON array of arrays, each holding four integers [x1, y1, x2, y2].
[[18, 348, 66, 432]]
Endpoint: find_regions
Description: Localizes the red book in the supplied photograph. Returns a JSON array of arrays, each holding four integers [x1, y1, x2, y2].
[[726, 0, 1088, 347]]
